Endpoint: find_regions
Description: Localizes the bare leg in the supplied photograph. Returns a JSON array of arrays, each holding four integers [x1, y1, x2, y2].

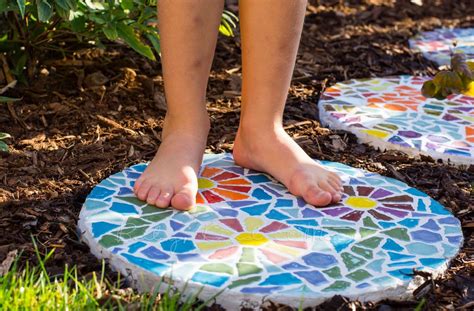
[[233, 0, 343, 206], [134, 0, 224, 210]]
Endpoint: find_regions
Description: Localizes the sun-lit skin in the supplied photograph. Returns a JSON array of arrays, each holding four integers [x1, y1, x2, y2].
[[134, 0, 343, 210]]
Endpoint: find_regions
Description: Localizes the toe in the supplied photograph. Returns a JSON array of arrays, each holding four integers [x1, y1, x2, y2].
[[328, 178, 343, 192], [171, 186, 196, 211], [329, 173, 342, 185], [136, 180, 152, 201], [305, 186, 332, 207], [146, 187, 161, 206], [331, 172, 342, 181], [155, 187, 173, 208], [331, 192, 342, 203], [318, 180, 341, 203], [318, 180, 336, 194], [133, 177, 142, 194]]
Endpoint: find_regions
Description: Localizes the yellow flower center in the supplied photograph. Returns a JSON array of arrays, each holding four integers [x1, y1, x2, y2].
[[235, 233, 269, 246], [346, 197, 377, 210], [197, 178, 215, 190]]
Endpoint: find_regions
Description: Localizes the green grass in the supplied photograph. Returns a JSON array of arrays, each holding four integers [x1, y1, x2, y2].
[[0, 240, 209, 311]]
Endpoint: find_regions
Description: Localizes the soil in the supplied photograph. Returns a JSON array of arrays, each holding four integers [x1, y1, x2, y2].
[[1, 0, 473, 310]]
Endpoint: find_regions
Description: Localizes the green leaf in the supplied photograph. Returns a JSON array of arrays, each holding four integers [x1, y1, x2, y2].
[[0, 140, 8, 152], [424, 52, 474, 99], [120, 0, 134, 10], [55, 4, 69, 19], [0, 132, 11, 140], [16, 0, 25, 18], [84, 0, 105, 10], [103, 23, 118, 41], [220, 10, 238, 37], [116, 22, 155, 61], [421, 80, 438, 98], [70, 14, 86, 32], [55, 0, 70, 10], [37, 0, 53, 22], [88, 14, 107, 24], [441, 71, 464, 96], [222, 10, 238, 28], [146, 32, 161, 57], [425, 70, 465, 99], [219, 24, 232, 37], [65, 0, 76, 10], [219, 19, 234, 37], [0, 96, 21, 102]]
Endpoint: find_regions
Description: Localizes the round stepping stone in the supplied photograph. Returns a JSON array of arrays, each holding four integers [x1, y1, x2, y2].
[[79, 153, 462, 309], [409, 27, 474, 67], [319, 75, 474, 166]]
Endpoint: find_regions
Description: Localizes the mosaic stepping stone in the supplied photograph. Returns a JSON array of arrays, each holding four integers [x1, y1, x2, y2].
[[319, 75, 474, 166], [409, 28, 474, 67], [79, 153, 463, 309]]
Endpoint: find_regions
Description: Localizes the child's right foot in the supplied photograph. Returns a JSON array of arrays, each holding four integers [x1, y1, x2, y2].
[[133, 115, 209, 210]]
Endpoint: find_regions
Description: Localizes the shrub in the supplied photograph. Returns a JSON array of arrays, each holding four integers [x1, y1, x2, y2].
[[0, 0, 238, 80]]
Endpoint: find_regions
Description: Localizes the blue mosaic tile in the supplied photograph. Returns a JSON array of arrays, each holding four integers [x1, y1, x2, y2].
[[91, 222, 120, 238]]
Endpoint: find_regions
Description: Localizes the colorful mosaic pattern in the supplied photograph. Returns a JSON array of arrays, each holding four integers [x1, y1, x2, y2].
[[409, 28, 474, 67], [319, 76, 474, 166], [79, 153, 462, 309]]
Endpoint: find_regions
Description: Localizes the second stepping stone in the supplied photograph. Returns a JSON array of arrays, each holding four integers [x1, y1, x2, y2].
[[409, 27, 474, 67], [319, 75, 474, 166]]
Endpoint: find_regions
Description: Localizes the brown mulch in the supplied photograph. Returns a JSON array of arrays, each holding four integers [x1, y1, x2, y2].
[[1, 0, 473, 310]]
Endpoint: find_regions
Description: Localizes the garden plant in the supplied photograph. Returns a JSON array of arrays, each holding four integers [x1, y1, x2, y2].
[[0, 0, 237, 81]]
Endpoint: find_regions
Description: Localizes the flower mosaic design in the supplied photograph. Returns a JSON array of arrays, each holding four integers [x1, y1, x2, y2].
[[321, 185, 416, 222], [79, 153, 463, 308], [319, 76, 474, 165], [196, 166, 251, 204], [409, 28, 474, 67], [196, 216, 308, 264]]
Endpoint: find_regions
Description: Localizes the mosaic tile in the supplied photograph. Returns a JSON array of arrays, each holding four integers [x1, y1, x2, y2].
[[78, 153, 462, 309], [319, 76, 474, 166], [409, 28, 474, 67]]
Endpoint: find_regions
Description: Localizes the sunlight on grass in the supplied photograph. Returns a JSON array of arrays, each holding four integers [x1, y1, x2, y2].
[[0, 239, 209, 311]]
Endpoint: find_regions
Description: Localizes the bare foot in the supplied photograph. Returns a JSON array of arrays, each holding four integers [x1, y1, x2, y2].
[[233, 126, 343, 207], [133, 115, 209, 210]]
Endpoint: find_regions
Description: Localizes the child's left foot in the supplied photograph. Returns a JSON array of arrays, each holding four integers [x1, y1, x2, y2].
[[233, 126, 343, 207]]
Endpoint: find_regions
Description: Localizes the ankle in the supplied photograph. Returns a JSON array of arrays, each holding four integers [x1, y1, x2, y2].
[[162, 112, 210, 141], [164, 110, 210, 129], [237, 121, 284, 143], [234, 125, 284, 163]]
